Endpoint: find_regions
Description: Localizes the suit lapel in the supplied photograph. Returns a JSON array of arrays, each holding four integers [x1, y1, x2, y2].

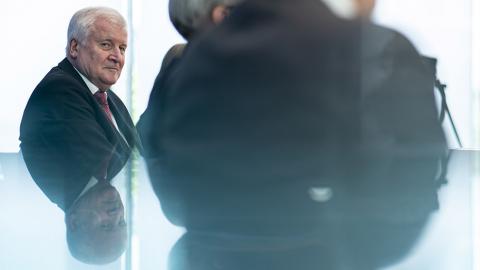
[[58, 59, 119, 145], [107, 92, 136, 150], [59, 58, 139, 160]]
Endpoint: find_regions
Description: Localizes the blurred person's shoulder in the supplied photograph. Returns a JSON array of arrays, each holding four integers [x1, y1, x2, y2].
[[161, 44, 186, 72], [361, 22, 419, 55]]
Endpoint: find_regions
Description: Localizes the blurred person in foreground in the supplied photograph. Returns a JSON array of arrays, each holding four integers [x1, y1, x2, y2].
[[19, 6, 140, 265], [162, 0, 243, 69], [139, 0, 446, 269], [137, 0, 243, 137]]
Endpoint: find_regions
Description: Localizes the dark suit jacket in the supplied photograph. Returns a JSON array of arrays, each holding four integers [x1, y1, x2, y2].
[[138, 0, 446, 234], [160, 44, 186, 74], [20, 58, 139, 211], [137, 43, 186, 158]]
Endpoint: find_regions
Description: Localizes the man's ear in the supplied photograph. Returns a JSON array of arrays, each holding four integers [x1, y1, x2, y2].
[[68, 39, 79, 59], [211, 5, 230, 24]]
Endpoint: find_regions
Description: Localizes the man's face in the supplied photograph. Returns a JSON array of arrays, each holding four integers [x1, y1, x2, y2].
[[70, 17, 127, 91], [67, 181, 127, 262], [72, 181, 126, 233]]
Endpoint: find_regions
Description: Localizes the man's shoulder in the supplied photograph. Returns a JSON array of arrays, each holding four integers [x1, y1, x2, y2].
[[37, 63, 83, 91], [27, 62, 91, 108], [361, 23, 417, 54], [162, 44, 186, 68], [20, 60, 94, 132]]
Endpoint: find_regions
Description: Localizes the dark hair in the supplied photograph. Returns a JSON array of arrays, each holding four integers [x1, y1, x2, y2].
[[169, 0, 242, 40]]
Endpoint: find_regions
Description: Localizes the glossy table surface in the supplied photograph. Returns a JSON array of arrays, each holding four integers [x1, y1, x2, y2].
[[0, 149, 477, 270]]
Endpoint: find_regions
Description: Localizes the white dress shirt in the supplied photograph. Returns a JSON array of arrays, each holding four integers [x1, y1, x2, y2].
[[72, 68, 125, 202]]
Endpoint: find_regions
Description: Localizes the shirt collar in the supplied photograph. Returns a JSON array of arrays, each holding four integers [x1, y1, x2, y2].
[[73, 67, 108, 96], [68, 176, 98, 212]]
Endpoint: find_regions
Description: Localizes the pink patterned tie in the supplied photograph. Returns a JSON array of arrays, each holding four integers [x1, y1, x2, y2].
[[93, 90, 113, 180], [94, 90, 114, 124]]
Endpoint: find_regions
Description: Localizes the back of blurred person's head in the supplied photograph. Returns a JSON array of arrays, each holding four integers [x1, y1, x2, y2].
[[65, 182, 127, 264], [169, 0, 243, 40]]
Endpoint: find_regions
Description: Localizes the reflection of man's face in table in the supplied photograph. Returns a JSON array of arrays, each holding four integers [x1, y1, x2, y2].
[[65, 181, 127, 264]]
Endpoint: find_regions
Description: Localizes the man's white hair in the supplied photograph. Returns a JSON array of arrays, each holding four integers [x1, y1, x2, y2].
[[66, 7, 126, 55]]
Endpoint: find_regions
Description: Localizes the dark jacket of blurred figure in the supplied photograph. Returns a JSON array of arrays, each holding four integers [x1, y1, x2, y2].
[[140, 0, 242, 111], [138, 0, 446, 268], [138, 0, 446, 232]]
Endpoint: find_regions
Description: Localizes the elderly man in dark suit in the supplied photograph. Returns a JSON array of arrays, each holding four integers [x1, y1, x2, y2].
[[139, 0, 446, 269], [137, 0, 243, 157], [19, 7, 139, 265]]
